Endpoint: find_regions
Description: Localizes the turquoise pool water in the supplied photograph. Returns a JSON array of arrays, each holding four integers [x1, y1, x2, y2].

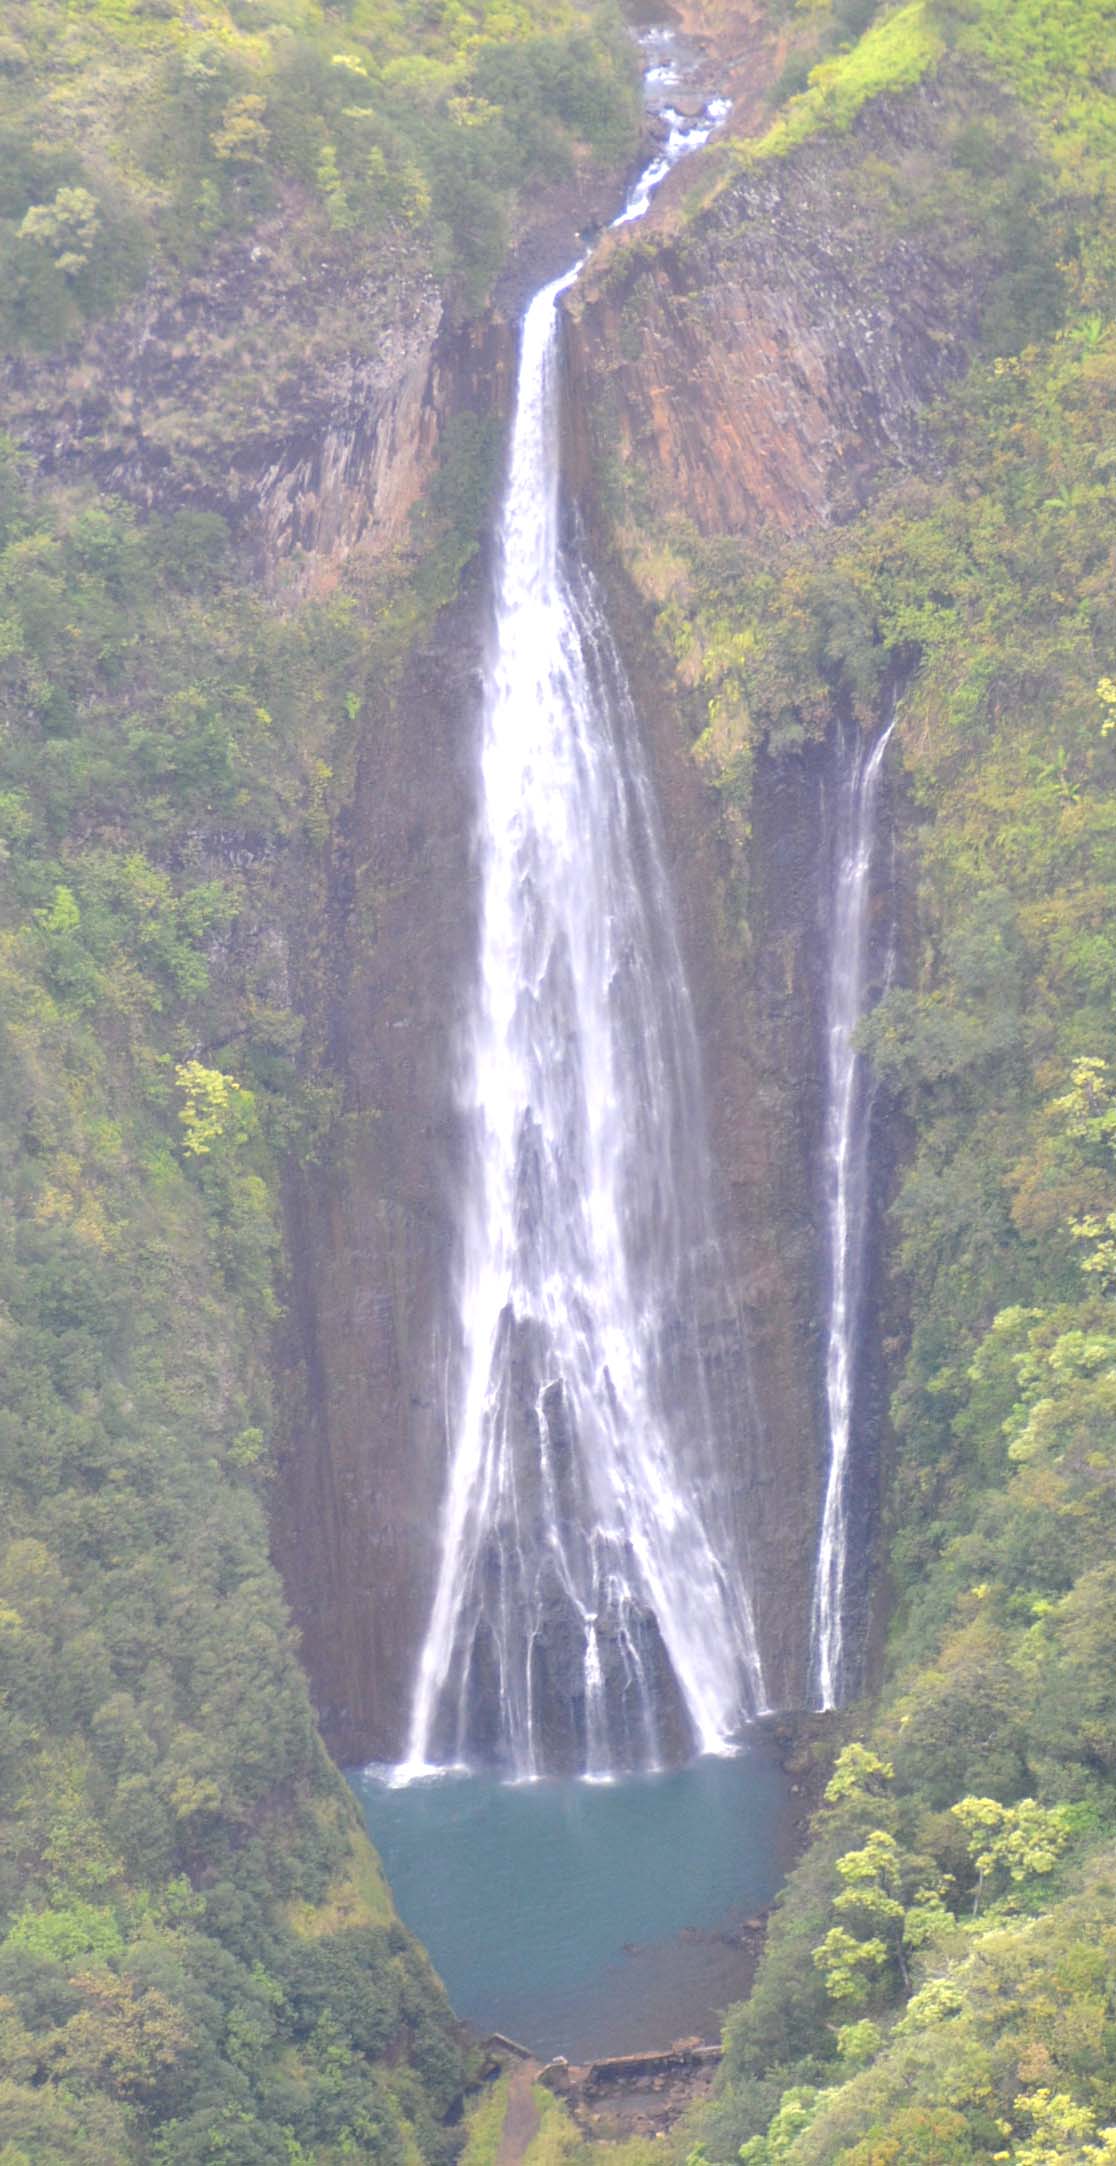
[[350, 1749, 786, 2061]]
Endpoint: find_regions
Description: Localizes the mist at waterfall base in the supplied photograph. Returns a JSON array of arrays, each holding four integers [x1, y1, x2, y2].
[[352, 1750, 786, 2059]]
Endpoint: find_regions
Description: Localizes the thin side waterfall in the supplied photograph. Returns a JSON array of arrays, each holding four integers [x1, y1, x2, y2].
[[397, 84, 766, 1784], [810, 715, 896, 1711]]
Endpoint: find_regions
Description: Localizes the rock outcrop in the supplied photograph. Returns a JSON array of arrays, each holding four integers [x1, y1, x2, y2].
[[565, 84, 988, 540], [1, 212, 512, 587]]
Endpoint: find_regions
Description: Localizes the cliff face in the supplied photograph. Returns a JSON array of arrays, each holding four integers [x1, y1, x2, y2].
[[0, 213, 503, 586], [6, 67, 991, 1762], [565, 84, 988, 542], [268, 78, 1009, 1760], [272, 575, 491, 1764]]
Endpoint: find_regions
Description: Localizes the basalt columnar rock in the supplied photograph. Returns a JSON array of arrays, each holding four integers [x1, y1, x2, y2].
[[564, 81, 992, 540]]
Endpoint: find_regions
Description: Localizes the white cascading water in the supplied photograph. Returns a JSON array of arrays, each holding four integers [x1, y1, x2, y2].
[[397, 80, 765, 1784], [810, 716, 896, 1711]]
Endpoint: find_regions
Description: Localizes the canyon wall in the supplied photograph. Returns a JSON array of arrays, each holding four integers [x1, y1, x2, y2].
[[3, 73, 995, 1764], [558, 77, 993, 1709], [0, 213, 510, 586], [272, 570, 491, 1763], [564, 84, 989, 540], [270, 80, 998, 1760]]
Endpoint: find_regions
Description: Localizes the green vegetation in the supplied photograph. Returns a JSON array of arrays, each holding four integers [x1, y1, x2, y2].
[[459, 2074, 510, 2166], [0, 0, 638, 342], [0, 156, 512, 2136], [597, 1, 1116, 2160], [734, 0, 1116, 173], [0, 417, 498, 2157], [748, 2, 942, 161]]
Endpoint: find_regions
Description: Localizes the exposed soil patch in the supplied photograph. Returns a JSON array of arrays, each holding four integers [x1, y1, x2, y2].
[[497, 2062, 544, 2166]]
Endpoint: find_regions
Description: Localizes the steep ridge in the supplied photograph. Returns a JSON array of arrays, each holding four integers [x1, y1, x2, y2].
[[564, 80, 990, 541], [587, 4, 1116, 2158], [551, 73, 1001, 1713]]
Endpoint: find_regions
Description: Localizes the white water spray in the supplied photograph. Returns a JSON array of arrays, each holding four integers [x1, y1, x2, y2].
[[810, 716, 896, 1711], [397, 85, 765, 1784]]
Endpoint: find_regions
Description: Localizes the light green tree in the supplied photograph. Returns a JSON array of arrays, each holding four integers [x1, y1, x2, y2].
[[812, 1922, 891, 2004], [823, 1743, 895, 1807], [739, 2086, 823, 2163], [211, 92, 269, 163], [174, 1060, 252, 1158], [19, 187, 101, 277], [1012, 2087, 1116, 2165], [951, 1796, 1070, 1913]]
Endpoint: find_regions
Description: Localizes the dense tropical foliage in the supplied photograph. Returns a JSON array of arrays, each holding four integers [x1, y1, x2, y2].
[[0, 430, 492, 2165], [0, 0, 637, 339], [7, 0, 1116, 2152], [0, 0, 635, 2153], [602, 0, 1116, 2158]]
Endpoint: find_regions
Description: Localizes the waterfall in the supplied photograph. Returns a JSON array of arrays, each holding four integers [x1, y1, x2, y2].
[[810, 716, 896, 1711], [396, 84, 766, 1784]]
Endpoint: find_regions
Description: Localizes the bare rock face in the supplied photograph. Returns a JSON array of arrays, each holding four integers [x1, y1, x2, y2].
[[565, 84, 986, 541], [0, 214, 511, 589], [272, 581, 490, 1766]]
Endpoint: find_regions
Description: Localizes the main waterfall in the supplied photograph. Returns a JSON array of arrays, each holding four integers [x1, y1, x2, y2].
[[398, 86, 767, 1783], [810, 716, 895, 1711]]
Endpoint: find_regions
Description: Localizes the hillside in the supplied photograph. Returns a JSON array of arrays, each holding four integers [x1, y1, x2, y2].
[[0, 0, 637, 2155], [571, 1, 1116, 2158], [4, 0, 1116, 2158]]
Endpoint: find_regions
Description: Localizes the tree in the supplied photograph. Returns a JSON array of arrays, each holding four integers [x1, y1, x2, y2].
[[951, 1797, 1070, 1913], [174, 1062, 252, 1159], [211, 95, 269, 165], [837, 2106, 977, 2164], [812, 1923, 891, 2006], [18, 188, 100, 277], [824, 1745, 896, 1809]]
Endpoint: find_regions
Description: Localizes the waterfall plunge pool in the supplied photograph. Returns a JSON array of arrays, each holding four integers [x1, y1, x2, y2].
[[350, 1748, 787, 2061]]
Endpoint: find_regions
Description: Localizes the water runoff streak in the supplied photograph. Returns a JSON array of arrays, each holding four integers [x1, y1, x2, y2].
[[397, 77, 766, 1785], [810, 717, 896, 1711]]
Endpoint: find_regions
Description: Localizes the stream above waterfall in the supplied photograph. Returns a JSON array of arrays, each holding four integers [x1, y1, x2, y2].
[[353, 1748, 787, 2059]]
